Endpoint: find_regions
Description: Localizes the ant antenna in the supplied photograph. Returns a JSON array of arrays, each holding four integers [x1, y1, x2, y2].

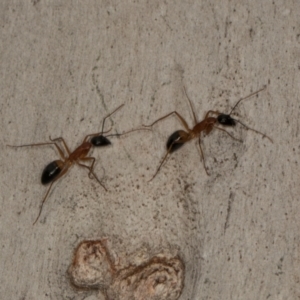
[[101, 104, 125, 134], [229, 86, 267, 115], [227, 86, 273, 142]]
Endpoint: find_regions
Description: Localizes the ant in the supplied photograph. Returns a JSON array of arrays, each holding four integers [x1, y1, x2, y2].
[[7, 104, 144, 225], [143, 85, 273, 181]]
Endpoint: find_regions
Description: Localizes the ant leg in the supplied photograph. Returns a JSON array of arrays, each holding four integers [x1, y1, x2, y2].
[[33, 181, 55, 225], [214, 126, 242, 142], [83, 127, 150, 142], [7, 141, 58, 148], [143, 111, 190, 132], [148, 136, 186, 182], [105, 127, 152, 138], [7, 140, 67, 160], [197, 137, 210, 176], [76, 159, 107, 191], [49, 136, 71, 156], [235, 120, 273, 143], [148, 149, 172, 182], [33, 166, 69, 225], [183, 86, 198, 125], [78, 157, 96, 179]]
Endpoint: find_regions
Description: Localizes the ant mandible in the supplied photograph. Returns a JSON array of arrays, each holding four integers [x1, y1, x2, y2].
[[7, 104, 137, 225], [143, 85, 273, 181]]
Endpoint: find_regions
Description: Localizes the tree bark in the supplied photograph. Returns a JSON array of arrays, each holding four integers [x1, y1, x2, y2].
[[1, 1, 299, 299]]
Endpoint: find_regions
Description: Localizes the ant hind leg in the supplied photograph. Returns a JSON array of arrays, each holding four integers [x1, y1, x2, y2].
[[197, 137, 210, 176], [148, 145, 176, 182], [33, 181, 55, 225]]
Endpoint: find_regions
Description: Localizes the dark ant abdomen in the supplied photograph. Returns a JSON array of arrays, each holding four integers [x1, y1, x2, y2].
[[90, 135, 111, 147], [41, 160, 62, 185], [217, 114, 236, 126], [166, 131, 185, 153]]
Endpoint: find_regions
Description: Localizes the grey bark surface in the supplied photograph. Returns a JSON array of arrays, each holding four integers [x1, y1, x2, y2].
[[1, 0, 299, 299]]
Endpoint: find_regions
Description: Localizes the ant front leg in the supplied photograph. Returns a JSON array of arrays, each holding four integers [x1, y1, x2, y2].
[[235, 120, 273, 143], [213, 127, 243, 142]]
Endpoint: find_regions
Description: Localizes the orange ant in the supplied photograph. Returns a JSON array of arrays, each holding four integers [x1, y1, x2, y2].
[[7, 104, 144, 225], [143, 86, 273, 180]]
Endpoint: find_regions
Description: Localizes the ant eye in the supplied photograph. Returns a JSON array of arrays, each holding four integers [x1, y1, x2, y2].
[[91, 136, 111, 147]]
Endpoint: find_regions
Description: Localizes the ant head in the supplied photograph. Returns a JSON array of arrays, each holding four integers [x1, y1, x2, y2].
[[90, 135, 111, 147], [217, 114, 236, 127], [166, 130, 188, 153], [41, 160, 64, 185]]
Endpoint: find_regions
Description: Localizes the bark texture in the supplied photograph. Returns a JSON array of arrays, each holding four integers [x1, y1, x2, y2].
[[1, 1, 299, 299]]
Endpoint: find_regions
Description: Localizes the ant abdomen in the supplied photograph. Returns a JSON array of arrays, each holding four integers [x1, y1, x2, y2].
[[41, 160, 63, 185], [217, 114, 236, 126], [166, 131, 186, 153], [90, 135, 111, 147]]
